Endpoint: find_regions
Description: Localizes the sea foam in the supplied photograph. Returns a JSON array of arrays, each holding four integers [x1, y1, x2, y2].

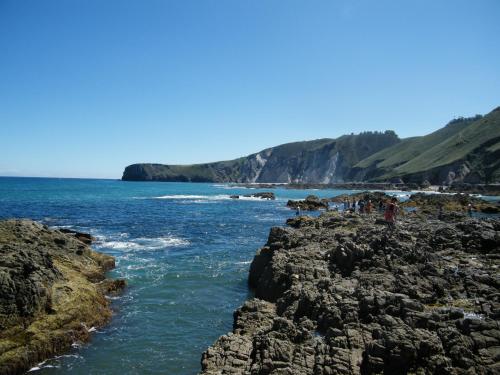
[[152, 194, 275, 202], [96, 236, 189, 252]]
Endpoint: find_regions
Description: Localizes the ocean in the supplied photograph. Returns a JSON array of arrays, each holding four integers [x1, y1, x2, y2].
[[0, 177, 359, 375], [1, 177, 495, 374]]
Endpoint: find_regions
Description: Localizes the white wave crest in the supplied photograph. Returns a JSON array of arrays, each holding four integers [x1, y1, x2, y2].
[[154, 194, 212, 199], [96, 236, 189, 251], [152, 194, 274, 202]]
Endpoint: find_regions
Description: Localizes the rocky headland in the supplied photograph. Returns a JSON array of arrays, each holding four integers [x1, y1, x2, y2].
[[123, 107, 500, 186], [201, 200, 499, 374], [0, 220, 125, 375]]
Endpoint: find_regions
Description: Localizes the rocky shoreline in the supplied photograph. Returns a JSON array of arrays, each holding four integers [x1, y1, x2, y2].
[[234, 183, 500, 196], [0, 220, 125, 375], [200, 201, 499, 374]]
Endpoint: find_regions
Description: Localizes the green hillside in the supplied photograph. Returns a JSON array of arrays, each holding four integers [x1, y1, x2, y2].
[[123, 107, 500, 184], [356, 116, 480, 170], [393, 111, 499, 174], [352, 107, 500, 183]]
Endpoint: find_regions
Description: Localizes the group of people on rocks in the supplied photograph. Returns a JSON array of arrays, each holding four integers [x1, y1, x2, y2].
[[294, 194, 400, 228], [342, 196, 399, 227]]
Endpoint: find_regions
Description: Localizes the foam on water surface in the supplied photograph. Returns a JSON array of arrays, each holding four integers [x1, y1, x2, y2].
[[95, 236, 190, 251]]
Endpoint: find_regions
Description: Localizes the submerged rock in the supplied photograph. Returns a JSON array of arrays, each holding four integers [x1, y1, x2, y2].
[[0, 219, 125, 375], [200, 212, 500, 374]]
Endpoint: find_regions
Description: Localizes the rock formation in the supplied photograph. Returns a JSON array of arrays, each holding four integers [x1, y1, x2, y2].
[[402, 193, 500, 215], [286, 195, 329, 211], [0, 220, 125, 375], [200, 208, 499, 374], [122, 132, 400, 183], [231, 192, 276, 200]]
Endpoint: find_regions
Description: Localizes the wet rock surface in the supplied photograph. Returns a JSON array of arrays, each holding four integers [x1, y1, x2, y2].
[[287, 195, 329, 211], [402, 192, 500, 215], [0, 219, 125, 375], [231, 192, 276, 200], [57, 228, 95, 245], [201, 211, 500, 374]]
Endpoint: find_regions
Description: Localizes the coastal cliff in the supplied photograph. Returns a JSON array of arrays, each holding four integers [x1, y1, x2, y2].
[[0, 220, 125, 375], [122, 132, 400, 183], [122, 107, 500, 185], [200, 211, 500, 374]]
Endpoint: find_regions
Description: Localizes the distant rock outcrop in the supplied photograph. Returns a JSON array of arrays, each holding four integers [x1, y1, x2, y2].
[[0, 220, 125, 375], [230, 192, 276, 200], [401, 192, 500, 215], [200, 210, 500, 374], [286, 195, 329, 211]]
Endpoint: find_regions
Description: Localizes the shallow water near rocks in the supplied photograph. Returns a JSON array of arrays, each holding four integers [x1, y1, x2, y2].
[[0, 177, 496, 374]]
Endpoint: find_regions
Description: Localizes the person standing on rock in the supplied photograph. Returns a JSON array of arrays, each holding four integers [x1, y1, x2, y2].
[[378, 200, 384, 213], [384, 197, 399, 229], [296, 206, 301, 216], [366, 200, 373, 214], [467, 203, 473, 218], [358, 199, 365, 214]]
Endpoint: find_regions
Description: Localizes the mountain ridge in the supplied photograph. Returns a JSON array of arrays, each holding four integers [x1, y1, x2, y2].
[[122, 107, 500, 185], [122, 131, 399, 183]]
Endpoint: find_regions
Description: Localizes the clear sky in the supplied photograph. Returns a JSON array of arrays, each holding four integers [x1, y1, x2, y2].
[[1, 0, 499, 178]]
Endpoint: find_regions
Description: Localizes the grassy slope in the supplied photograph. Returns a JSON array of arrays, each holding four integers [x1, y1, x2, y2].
[[393, 109, 500, 175], [356, 118, 475, 170]]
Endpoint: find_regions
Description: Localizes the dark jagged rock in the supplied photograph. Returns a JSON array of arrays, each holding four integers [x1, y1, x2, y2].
[[287, 195, 329, 211], [0, 220, 125, 375], [230, 192, 276, 200], [245, 192, 276, 200], [58, 228, 95, 244], [402, 192, 500, 215], [200, 212, 500, 375]]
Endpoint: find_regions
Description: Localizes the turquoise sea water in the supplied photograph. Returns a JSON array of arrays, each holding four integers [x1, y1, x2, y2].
[[0, 177, 496, 374], [0, 177, 360, 375]]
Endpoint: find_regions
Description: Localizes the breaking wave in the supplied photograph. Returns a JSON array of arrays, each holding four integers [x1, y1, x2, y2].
[[151, 194, 274, 201], [95, 236, 190, 252]]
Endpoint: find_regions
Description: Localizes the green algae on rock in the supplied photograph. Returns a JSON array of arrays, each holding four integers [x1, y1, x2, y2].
[[0, 219, 125, 375]]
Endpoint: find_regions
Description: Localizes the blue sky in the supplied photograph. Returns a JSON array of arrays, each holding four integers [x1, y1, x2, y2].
[[1, 0, 499, 178]]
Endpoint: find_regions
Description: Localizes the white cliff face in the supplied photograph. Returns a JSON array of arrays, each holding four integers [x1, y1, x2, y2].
[[321, 152, 339, 183], [243, 150, 272, 183], [255, 153, 267, 167], [251, 153, 268, 183]]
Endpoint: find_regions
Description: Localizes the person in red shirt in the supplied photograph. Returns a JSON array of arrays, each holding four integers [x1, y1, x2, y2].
[[384, 197, 399, 228]]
